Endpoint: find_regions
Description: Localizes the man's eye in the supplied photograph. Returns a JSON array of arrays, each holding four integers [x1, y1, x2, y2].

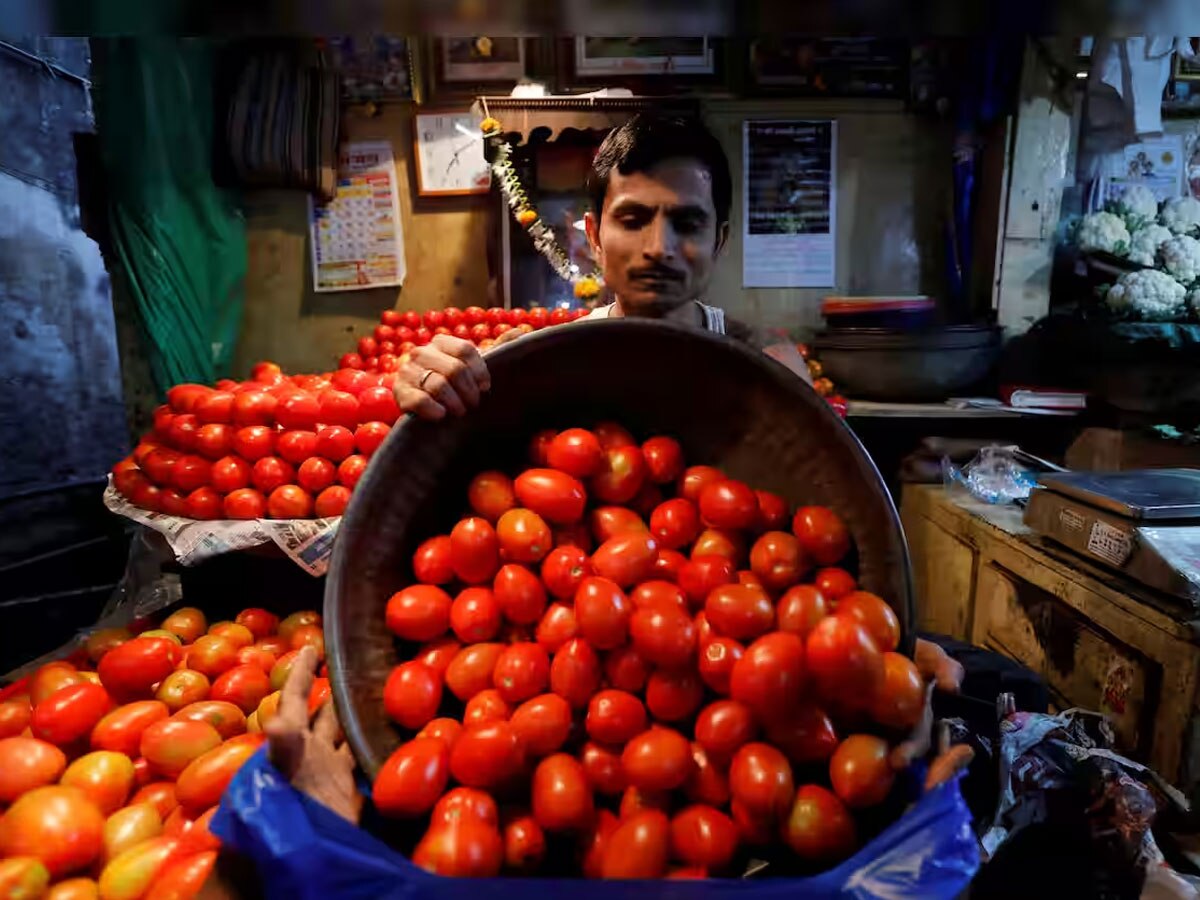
[[673, 216, 704, 234], [616, 214, 646, 229]]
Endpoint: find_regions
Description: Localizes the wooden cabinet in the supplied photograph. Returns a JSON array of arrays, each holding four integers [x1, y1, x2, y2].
[[902, 485, 1200, 788]]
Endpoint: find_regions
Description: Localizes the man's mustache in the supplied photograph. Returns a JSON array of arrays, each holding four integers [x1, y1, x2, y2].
[[628, 266, 685, 281]]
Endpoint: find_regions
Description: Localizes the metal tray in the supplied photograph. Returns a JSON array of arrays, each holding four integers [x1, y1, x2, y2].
[[1038, 469, 1200, 520]]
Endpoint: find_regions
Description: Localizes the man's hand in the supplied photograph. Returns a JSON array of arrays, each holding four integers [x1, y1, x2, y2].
[[890, 638, 972, 791], [914, 637, 965, 693], [394, 335, 492, 421], [265, 646, 362, 826]]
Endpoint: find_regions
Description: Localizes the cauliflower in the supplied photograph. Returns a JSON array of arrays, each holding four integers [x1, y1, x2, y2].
[[1105, 269, 1187, 320], [1076, 211, 1130, 255], [1114, 184, 1159, 227], [1160, 235, 1200, 285], [1160, 197, 1200, 235], [1127, 223, 1173, 266]]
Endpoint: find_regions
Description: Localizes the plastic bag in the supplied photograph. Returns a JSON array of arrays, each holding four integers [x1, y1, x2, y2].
[[212, 749, 979, 900], [942, 445, 1038, 505]]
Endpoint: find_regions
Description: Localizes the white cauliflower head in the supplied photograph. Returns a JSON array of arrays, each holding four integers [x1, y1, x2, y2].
[[1160, 197, 1200, 235], [1115, 184, 1159, 224], [1105, 269, 1187, 320], [1127, 223, 1173, 266], [1076, 211, 1131, 255], [1160, 235, 1200, 285]]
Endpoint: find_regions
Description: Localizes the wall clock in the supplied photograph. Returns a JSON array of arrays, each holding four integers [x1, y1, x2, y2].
[[413, 111, 491, 197]]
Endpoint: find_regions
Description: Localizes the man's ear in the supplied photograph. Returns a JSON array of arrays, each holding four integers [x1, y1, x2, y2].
[[714, 220, 730, 257], [584, 211, 603, 265]]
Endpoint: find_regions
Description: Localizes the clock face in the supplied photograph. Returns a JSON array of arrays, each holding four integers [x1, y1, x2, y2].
[[415, 112, 492, 196]]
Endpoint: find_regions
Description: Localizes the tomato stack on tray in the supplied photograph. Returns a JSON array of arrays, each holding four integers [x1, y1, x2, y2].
[[0, 603, 325, 899], [370, 423, 923, 879], [342, 306, 587, 373], [110, 361, 402, 521]]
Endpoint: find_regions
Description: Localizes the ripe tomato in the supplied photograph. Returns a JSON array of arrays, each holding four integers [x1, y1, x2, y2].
[[450, 587, 501, 643], [792, 506, 851, 566], [275, 430, 318, 466], [467, 471, 516, 521], [222, 488, 266, 520], [600, 810, 669, 879], [236, 645, 275, 674], [210, 665, 271, 714], [450, 517, 500, 584], [580, 741, 625, 795], [206, 622, 252, 651], [30, 663, 82, 706], [704, 584, 775, 642], [776, 585, 830, 639], [748, 531, 807, 592], [449, 722, 524, 789], [806, 615, 885, 706], [175, 734, 266, 812], [496, 509, 552, 564], [231, 392, 277, 428], [534, 603, 577, 654], [697, 637, 744, 696], [413, 819, 503, 878], [337, 454, 367, 489], [128, 783, 179, 820], [86, 626, 133, 662], [513, 469, 586, 524], [339, 353, 363, 370], [357, 386, 399, 424], [232, 608, 277, 640], [503, 811, 545, 873], [296, 457, 335, 495], [755, 490, 789, 531], [640, 436, 684, 484], [829, 734, 894, 808], [591, 446, 646, 505], [871, 652, 925, 731], [574, 577, 631, 650], [193, 424, 234, 461], [729, 743, 794, 821], [372, 736, 449, 817], [531, 753, 593, 831], [649, 498, 700, 550], [275, 393, 319, 431], [492, 643, 550, 704], [0, 698, 31, 739], [316, 389, 360, 430], [621, 728, 692, 791], [691, 528, 744, 564], [246, 457, 290, 495], [0, 857, 50, 898], [677, 466, 724, 504], [185, 636, 237, 679], [628, 606, 696, 671], [684, 742, 730, 807], [104, 802, 164, 862], [591, 422, 634, 450], [231, 425, 274, 461], [784, 784, 856, 862], [354, 421, 391, 458], [765, 703, 839, 765], [169, 455, 211, 494], [267, 484, 312, 518], [539, 546, 592, 601], [694, 699, 757, 760], [581, 810, 620, 878], [205, 456, 247, 494], [254, 634, 290, 658], [591, 532, 658, 588], [836, 591, 900, 653], [509, 694, 571, 758], [669, 804, 738, 871], [0, 737, 66, 802], [385, 585, 451, 642], [444, 644, 505, 701], [411, 535, 452, 585], [631, 482, 664, 517], [144, 850, 217, 900], [653, 549, 688, 583], [417, 718, 464, 751], [463, 690, 510, 729], [314, 485, 350, 517], [545, 429, 604, 479], [140, 719, 222, 778], [585, 690, 646, 745], [589, 508, 647, 546], [815, 566, 857, 600], [493, 564, 547, 625], [165, 414, 200, 452], [31, 682, 112, 745], [698, 479, 758, 530], [730, 631, 806, 721], [159, 608, 206, 645], [171, 701, 246, 740], [548, 638, 601, 708], [603, 645, 650, 694], [60, 751, 135, 815], [314, 425, 355, 464], [630, 581, 687, 613], [91, 701, 171, 756], [678, 555, 735, 608], [645, 670, 704, 722], [0, 785, 105, 877]]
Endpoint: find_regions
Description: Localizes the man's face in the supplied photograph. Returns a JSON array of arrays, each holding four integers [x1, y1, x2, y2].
[[586, 157, 729, 316]]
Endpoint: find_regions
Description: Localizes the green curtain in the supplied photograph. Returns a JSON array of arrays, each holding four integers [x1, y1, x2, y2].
[[92, 37, 245, 392]]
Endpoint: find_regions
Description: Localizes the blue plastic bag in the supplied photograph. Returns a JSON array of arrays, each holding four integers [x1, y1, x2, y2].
[[212, 749, 979, 899]]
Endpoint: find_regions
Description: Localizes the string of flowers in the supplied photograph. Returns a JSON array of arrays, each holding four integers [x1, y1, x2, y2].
[[481, 116, 603, 301]]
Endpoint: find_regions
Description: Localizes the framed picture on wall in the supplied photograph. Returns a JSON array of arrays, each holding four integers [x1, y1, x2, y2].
[[413, 110, 491, 197], [747, 38, 907, 98], [323, 36, 414, 103], [441, 36, 527, 82], [1175, 39, 1200, 80], [573, 37, 715, 76]]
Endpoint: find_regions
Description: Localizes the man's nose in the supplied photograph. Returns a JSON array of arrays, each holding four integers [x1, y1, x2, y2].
[[642, 213, 676, 260]]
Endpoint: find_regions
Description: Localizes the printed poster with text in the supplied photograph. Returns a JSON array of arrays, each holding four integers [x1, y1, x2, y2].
[[742, 120, 837, 288], [309, 141, 407, 292]]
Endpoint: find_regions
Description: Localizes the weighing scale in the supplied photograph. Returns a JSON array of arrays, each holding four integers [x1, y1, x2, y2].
[[1023, 469, 1200, 607]]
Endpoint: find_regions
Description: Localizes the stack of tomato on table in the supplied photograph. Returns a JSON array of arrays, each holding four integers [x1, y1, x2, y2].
[[341, 306, 586, 373], [371, 422, 925, 879], [110, 361, 402, 521], [0, 604, 326, 899]]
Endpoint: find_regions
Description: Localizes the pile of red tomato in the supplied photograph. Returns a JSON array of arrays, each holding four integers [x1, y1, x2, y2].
[[372, 423, 925, 879], [110, 361, 401, 521], [341, 306, 586, 373], [0, 603, 326, 899]]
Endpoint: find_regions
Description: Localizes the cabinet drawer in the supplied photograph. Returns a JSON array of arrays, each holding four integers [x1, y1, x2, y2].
[[901, 511, 976, 640]]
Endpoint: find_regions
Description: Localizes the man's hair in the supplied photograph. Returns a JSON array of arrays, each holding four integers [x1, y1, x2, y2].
[[586, 113, 732, 228]]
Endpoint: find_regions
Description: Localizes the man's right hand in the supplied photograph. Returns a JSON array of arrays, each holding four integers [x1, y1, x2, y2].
[[393, 335, 492, 421]]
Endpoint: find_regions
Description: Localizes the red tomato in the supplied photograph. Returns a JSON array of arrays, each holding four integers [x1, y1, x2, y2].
[[630, 581, 688, 612], [267, 484, 313, 518], [246, 456, 291, 495], [140, 719, 222, 779], [354, 421, 391, 458], [316, 389, 360, 430], [531, 753, 594, 831], [691, 528, 745, 564], [467, 471, 516, 521], [509, 694, 572, 757], [185, 637, 237, 679], [275, 393, 318, 431], [222, 488, 266, 520], [585, 690, 646, 745], [640, 436, 684, 484], [600, 810, 670, 879], [430, 787, 498, 831], [678, 555, 735, 608], [492, 643, 550, 704], [445, 644, 505, 701], [493, 564, 547, 625], [128, 782, 180, 820], [548, 638, 601, 708], [30, 683, 111, 746], [704, 585, 775, 641], [90, 700, 170, 756], [449, 722, 524, 789], [513, 469, 586, 524], [337, 454, 367, 489], [591, 422, 634, 450], [295, 457, 335, 495], [539, 546, 592, 601], [400, 311, 421, 330], [765, 702, 839, 765], [275, 431, 318, 466], [581, 810, 620, 878], [525, 429, 555, 465], [172, 701, 247, 741], [168, 455, 210, 494], [314, 485, 351, 517], [193, 424, 234, 461], [534, 603, 578, 654], [450, 587, 501, 643], [145, 850, 218, 900], [621, 728, 692, 791], [30, 663, 82, 706], [339, 352, 363, 370], [140, 448, 179, 486], [748, 531, 806, 592], [669, 804, 738, 871], [358, 386, 399, 423], [755, 490, 789, 531], [373, 736, 450, 817], [645, 669, 704, 722], [696, 637, 742, 696], [580, 741, 625, 795], [450, 517, 500, 584], [590, 507, 647, 545], [574, 577, 631, 650], [0, 737, 66, 802], [777, 585, 830, 639], [410, 640, 457, 680], [193, 390, 233, 425], [871, 652, 925, 731], [525, 307, 549, 330], [729, 742, 794, 821], [502, 811, 545, 874], [235, 646, 276, 674], [591, 446, 646, 505], [417, 718, 464, 752], [231, 425, 274, 462], [209, 665, 271, 714], [0, 698, 30, 740], [385, 585, 451, 642], [684, 742, 730, 807], [653, 548, 688, 583], [175, 734, 266, 812], [649, 499, 700, 550], [314, 425, 355, 463], [792, 506, 851, 566], [412, 819, 503, 878], [98, 638, 178, 702], [496, 509, 552, 564], [829, 734, 894, 808], [784, 784, 857, 862], [233, 608, 277, 641], [836, 591, 900, 652], [591, 532, 658, 588], [629, 607, 696, 675], [730, 631, 806, 723], [806, 615, 885, 706], [694, 699, 756, 760], [698, 479, 758, 530], [0, 785, 105, 877], [165, 414, 200, 452], [193, 458, 242, 500], [677, 466, 724, 504], [545, 429, 604, 479]]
